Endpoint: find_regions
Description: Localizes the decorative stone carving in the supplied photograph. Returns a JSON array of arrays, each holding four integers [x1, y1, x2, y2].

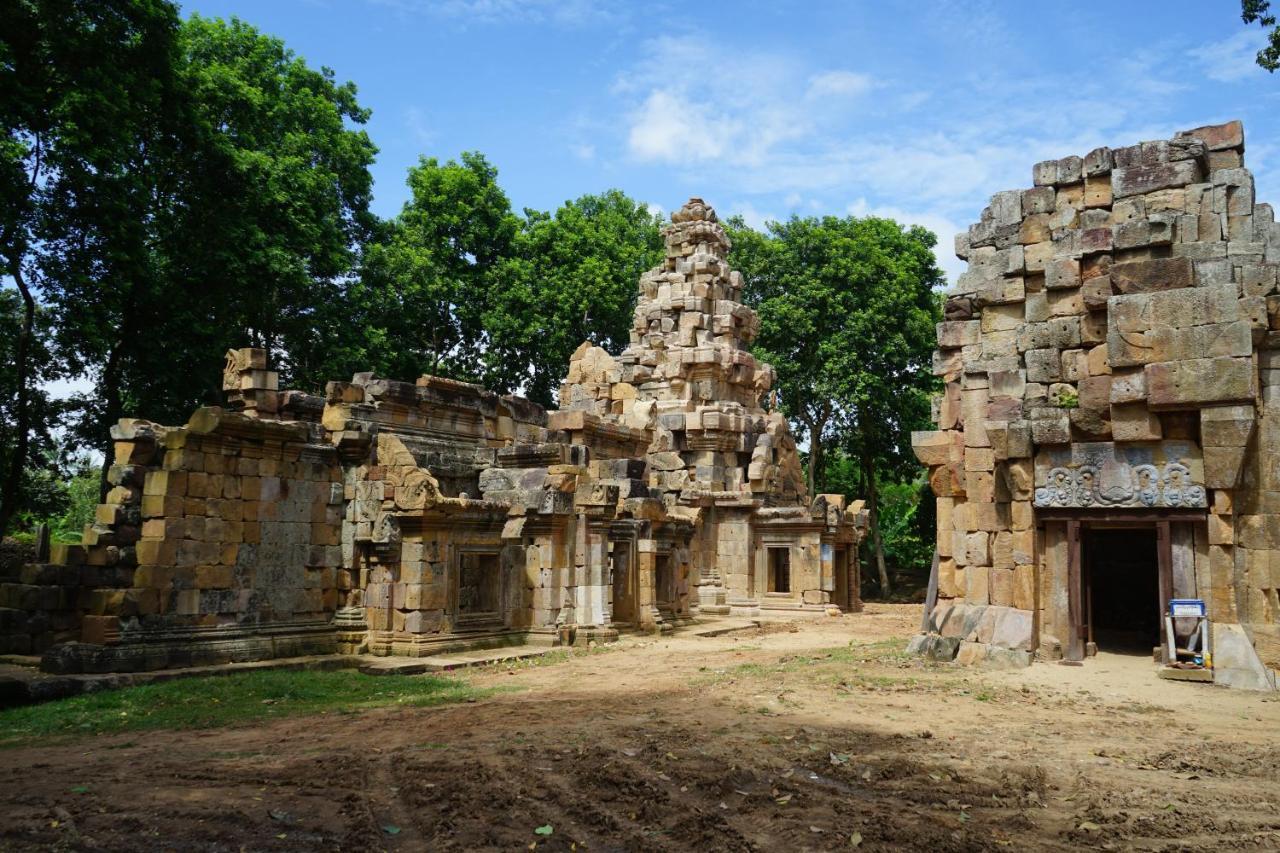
[[1034, 460, 1205, 508]]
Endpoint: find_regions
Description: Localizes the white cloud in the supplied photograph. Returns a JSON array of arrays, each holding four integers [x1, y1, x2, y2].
[[726, 201, 778, 231], [604, 24, 1215, 295], [1189, 29, 1267, 83], [368, 0, 617, 27], [627, 89, 742, 163], [620, 35, 871, 168], [404, 106, 434, 145], [570, 142, 596, 161], [806, 70, 873, 100]]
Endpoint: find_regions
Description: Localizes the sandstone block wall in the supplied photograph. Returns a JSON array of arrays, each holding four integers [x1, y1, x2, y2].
[[913, 120, 1280, 670]]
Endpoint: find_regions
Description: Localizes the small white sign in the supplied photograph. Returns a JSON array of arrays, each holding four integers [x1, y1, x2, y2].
[[1170, 599, 1206, 618]]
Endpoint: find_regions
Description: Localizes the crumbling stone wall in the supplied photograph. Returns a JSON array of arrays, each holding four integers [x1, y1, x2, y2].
[[8, 197, 864, 674], [912, 121, 1280, 671]]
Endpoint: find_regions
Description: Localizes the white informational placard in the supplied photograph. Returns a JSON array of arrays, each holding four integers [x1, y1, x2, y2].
[[1169, 599, 1206, 618]]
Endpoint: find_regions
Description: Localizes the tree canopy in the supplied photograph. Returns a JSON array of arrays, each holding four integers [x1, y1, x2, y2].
[[1243, 1, 1280, 71], [0, 1, 378, 530], [727, 214, 943, 593], [359, 164, 662, 407]]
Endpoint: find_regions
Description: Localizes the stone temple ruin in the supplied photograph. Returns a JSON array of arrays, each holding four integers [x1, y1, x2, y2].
[[0, 199, 865, 672], [911, 121, 1278, 689]]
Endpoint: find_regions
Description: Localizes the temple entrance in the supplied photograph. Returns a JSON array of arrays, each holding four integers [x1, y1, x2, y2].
[[1084, 528, 1161, 655], [1041, 512, 1199, 663]]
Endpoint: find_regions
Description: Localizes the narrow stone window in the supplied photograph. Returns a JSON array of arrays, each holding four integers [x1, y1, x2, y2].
[[768, 547, 791, 593]]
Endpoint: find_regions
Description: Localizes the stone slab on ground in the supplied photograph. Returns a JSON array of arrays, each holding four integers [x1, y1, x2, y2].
[[1157, 666, 1214, 683], [359, 646, 557, 675], [686, 619, 763, 638], [1212, 624, 1279, 691]]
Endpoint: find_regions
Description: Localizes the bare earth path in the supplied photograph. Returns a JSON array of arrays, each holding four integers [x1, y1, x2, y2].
[[2, 604, 1278, 852]]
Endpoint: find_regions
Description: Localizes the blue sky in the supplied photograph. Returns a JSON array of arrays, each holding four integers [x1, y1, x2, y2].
[[181, 0, 1280, 285]]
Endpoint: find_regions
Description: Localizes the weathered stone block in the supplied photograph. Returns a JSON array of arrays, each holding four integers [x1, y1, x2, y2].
[[1145, 357, 1254, 408], [1112, 160, 1202, 198], [937, 320, 981, 349], [1030, 414, 1070, 445], [1149, 321, 1252, 363], [1110, 257, 1194, 295], [1025, 348, 1061, 383], [911, 431, 953, 466], [1179, 120, 1243, 152], [1204, 445, 1248, 489]]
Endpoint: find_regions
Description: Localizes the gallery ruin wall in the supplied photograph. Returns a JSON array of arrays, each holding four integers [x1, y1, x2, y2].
[[0, 199, 865, 674]]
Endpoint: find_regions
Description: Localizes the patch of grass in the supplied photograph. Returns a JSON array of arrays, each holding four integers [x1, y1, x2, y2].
[[0, 669, 493, 748]]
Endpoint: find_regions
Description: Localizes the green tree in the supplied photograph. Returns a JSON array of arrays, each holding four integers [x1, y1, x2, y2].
[[0, 0, 182, 533], [360, 167, 662, 406], [727, 214, 943, 597], [356, 152, 518, 383], [0, 290, 62, 531], [4, 6, 377, 510], [1242, 1, 1280, 70], [177, 15, 377, 388], [486, 191, 663, 405]]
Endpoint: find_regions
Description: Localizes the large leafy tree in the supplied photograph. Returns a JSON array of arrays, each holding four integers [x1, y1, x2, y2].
[[175, 15, 378, 389], [486, 191, 663, 404], [728, 215, 943, 596], [1242, 1, 1280, 70], [360, 165, 661, 406], [0, 290, 61, 530], [0, 0, 183, 533], [2, 4, 377, 518], [356, 152, 518, 383]]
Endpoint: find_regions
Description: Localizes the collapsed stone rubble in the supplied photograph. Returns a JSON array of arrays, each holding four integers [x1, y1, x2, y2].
[[0, 199, 865, 673]]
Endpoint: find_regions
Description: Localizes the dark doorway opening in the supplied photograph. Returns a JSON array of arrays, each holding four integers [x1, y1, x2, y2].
[[654, 554, 674, 613], [612, 545, 636, 624], [1084, 528, 1161, 655], [767, 547, 791, 593]]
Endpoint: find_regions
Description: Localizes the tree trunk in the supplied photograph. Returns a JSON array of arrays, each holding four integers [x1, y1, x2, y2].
[[0, 259, 35, 538], [804, 418, 825, 498], [97, 341, 125, 500], [862, 450, 891, 597]]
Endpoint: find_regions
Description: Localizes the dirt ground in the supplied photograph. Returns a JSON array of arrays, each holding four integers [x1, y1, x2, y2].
[[2, 603, 1278, 852]]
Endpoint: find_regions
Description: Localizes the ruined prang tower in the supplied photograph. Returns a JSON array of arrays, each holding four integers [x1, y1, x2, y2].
[[562, 198, 857, 616]]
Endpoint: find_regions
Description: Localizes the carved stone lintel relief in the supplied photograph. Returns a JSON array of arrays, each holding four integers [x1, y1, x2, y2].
[[1034, 461, 1206, 508]]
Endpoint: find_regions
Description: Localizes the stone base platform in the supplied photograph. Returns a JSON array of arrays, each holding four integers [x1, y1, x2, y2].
[[39, 620, 338, 675]]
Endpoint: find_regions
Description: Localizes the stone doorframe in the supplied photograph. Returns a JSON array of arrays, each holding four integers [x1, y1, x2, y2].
[[1036, 509, 1206, 663]]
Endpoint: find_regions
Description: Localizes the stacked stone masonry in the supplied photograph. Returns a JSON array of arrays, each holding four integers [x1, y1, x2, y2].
[[911, 121, 1280, 685], [3, 199, 865, 673]]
